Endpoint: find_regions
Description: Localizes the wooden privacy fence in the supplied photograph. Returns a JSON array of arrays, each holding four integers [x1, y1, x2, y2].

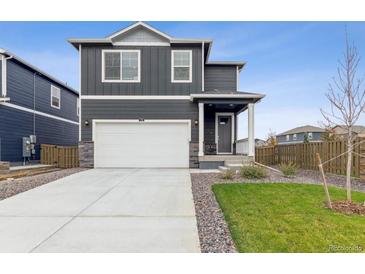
[[255, 139, 363, 177], [41, 144, 79, 168]]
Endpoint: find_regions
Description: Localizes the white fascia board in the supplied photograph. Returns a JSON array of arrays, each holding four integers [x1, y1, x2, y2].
[[0, 97, 10, 102], [190, 93, 265, 100], [81, 95, 191, 100], [0, 102, 79, 125]]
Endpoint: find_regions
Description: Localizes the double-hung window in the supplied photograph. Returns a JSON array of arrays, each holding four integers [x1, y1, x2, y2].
[[171, 50, 192, 83], [51, 85, 61, 109], [102, 50, 140, 82]]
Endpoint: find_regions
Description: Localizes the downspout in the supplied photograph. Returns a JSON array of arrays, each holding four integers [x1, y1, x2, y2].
[[33, 72, 36, 136], [201, 42, 204, 92]]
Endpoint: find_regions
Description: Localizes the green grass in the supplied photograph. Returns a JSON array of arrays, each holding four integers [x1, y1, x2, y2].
[[212, 183, 365, 253]]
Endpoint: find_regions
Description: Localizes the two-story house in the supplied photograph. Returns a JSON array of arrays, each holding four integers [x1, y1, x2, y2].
[[0, 48, 79, 163], [69, 22, 264, 169], [276, 125, 325, 144]]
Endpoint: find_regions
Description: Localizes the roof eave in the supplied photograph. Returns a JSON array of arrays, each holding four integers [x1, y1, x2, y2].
[[0, 48, 79, 95]]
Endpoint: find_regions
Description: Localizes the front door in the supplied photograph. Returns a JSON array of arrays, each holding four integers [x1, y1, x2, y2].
[[217, 115, 232, 154]]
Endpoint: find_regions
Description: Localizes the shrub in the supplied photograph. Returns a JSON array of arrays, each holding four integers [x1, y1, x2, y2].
[[278, 162, 298, 177], [220, 169, 235, 180], [240, 165, 267, 179]]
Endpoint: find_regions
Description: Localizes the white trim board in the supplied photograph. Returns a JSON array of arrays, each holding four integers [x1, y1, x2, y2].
[[1, 54, 7, 96], [81, 95, 191, 100], [92, 119, 191, 142], [215, 112, 235, 154], [0, 102, 79, 125]]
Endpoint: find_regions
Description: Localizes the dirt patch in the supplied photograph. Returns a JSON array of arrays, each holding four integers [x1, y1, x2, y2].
[[332, 200, 365, 216]]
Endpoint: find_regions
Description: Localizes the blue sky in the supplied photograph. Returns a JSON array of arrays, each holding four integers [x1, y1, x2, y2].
[[1, 21, 365, 139]]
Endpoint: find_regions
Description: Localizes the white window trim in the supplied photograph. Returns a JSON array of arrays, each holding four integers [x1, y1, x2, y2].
[[293, 133, 297, 140], [77, 97, 80, 117], [171, 50, 192, 83], [215, 112, 235, 154], [308, 132, 313, 139], [286, 135, 290, 141], [101, 49, 141, 83], [50, 85, 61, 109]]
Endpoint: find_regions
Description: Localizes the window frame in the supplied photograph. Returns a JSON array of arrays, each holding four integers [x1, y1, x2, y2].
[[308, 132, 313, 139], [101, 49, 141, 83], [171, 50, 193, 83], [293, 133, 297, 140], [77, 98, 80, 117], [50, 85, 61, 109], [286, 135, 290, 141]]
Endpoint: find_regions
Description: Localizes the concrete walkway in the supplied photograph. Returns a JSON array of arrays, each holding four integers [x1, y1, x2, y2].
[[0, 169, 200, 252]]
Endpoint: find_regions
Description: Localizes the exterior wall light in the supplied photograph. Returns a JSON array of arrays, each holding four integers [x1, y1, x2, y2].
[[84, 120, 89, 126], [194, 120, 199, 125]]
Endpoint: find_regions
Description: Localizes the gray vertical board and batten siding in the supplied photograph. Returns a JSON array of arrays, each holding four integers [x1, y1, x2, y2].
[[6, 59, 78, 122], [0, 59, 2, 95], [204, 65, 237, 91], [81, 45, 202, 95], [81, 99, 199, 142]]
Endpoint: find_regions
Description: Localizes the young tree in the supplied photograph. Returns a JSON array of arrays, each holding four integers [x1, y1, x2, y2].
[[266, 129, 277, 146], [321, 124, 338, 142], [321, 32, 365, 202]]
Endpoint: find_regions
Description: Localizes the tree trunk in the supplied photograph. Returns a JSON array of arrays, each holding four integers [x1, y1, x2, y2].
[[346, 131, 352, 202]]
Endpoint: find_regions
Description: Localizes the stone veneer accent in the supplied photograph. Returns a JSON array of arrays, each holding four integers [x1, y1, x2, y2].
[[190, 142, 199, 168], [0, 161, 10, 174], [79, 141, 94, 168]]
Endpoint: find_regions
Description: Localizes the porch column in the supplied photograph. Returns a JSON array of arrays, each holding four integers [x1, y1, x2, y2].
[[198, 102, 204, 157], [248, 103, 255, 157]]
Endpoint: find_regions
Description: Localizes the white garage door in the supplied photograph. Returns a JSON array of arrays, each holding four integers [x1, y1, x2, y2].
[[94, 120, 190, 168]]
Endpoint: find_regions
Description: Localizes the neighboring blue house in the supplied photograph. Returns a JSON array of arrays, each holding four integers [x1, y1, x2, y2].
[[276, 125, 325, 144], [0, 48, 79, 163]]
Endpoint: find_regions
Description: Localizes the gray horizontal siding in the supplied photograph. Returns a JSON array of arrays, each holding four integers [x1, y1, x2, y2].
[[0, 105, 78, 162], [81, 99, 198, 142], [81, 45, 202, 96], [204, 65, 237, 91], [6, 59, 78, 122], [277, 132, 323, 144]]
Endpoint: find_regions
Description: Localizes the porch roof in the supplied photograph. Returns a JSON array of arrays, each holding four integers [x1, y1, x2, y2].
[[190, 91, 265, 103]]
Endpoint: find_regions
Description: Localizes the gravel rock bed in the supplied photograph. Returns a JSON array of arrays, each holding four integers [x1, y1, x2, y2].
[[0, 168, 87, 201], [191, 168, 365, 253]]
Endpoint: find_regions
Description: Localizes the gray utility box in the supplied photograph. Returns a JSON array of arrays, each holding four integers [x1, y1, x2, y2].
[[22, 137, 31, 157]]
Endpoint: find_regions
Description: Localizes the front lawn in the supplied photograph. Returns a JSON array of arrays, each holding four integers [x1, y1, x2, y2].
[[212, 183, 365, 252]]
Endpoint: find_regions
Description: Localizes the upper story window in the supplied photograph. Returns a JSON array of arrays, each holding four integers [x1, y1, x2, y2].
[[102, 50, 140, 82], [308, 132, 313, 139], [171, 50, 192, 83], [51, 85, 61, 109], [293, 134, 297, 140], [286, 135, 290, 141]]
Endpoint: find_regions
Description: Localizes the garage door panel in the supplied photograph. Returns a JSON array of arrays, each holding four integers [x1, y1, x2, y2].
[[94, 122, 190, 168]]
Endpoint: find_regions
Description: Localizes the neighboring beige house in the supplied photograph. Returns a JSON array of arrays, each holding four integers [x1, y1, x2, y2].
[[332, 125, 365, 138]]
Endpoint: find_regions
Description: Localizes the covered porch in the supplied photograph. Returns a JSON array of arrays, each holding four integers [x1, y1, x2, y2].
[[191, 92, 264, 168]]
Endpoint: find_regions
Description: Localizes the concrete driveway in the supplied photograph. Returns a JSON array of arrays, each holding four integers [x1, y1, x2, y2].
[[0, 169, 200, 252]]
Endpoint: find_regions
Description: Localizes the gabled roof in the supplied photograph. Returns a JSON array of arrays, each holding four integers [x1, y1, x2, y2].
[[278, 125, 325, 136], [68, 21, 212, 49], [107, 21, 172, 41], [0, 48, 78, 95], [333, 125, 365, 134]]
